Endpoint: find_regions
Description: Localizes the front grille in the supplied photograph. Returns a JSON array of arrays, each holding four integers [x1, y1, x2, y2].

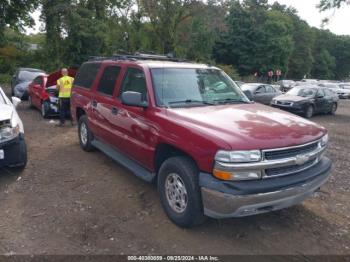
[[277, 101, 292, 106], [264, 141, 319, 160], [265, 159, 317, 177], [0, 119, 10, 128]]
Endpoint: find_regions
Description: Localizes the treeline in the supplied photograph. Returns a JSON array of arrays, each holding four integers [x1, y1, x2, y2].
[[0, 0, 350, 83]]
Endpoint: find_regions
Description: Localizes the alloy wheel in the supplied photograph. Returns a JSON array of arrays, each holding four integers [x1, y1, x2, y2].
[[165, 173, 188, 213], [80, 122, 88, 145]]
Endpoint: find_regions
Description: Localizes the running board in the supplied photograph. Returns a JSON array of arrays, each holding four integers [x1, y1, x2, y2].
[[91, 139, 155, 182]]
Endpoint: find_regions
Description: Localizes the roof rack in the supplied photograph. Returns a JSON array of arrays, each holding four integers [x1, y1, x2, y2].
[[88, 52, 186, 62]]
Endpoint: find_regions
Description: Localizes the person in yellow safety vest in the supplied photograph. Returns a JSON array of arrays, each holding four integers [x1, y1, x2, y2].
[[56, 68, 74, 126]]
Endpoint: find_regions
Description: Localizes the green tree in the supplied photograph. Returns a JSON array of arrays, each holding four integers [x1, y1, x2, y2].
[[213, 0, 293, 76], [0, 0, 39, 45]]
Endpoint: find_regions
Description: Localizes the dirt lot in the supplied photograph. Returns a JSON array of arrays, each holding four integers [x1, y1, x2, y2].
[[0, 85, 349, 256]]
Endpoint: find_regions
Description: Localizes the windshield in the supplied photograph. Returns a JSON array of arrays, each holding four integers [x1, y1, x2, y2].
[[151, 68, 249, 107], [19, 71, 44, 81], [287, 88, 317, 97]]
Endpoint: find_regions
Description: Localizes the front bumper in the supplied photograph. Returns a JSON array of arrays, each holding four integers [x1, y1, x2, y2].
[[271, 104, 305, 115], [0, 133, 27, 168], [200, 157, 331, 218]]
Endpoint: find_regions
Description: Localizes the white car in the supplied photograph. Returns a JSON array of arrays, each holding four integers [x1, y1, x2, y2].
[[319, 83, 350, 99], [0, 86, 27, 170]]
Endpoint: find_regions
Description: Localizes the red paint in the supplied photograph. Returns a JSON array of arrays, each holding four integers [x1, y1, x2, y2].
[[28, 68, 77, 110], [71, 60, 327, 174]]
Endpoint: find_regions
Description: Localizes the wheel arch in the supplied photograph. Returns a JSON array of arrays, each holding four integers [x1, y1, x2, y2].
[[154, 143, 198, 175], [76, 107, 86, 121]]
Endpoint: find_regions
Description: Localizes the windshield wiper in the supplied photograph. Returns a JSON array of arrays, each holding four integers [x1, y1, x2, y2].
[[168, 99, 215, 106], [214, 98, 250, 104]]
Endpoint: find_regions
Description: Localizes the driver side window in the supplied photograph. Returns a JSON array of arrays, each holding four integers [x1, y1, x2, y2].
[[119, 68, 147, 102], [255, 86, 266, 94]]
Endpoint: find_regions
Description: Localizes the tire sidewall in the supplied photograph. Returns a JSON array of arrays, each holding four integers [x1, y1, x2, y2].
[[305, 105, 314, 118], [331, 103, 337, 115], [41, 101, 49, 118], [78, 115, 94, 152], [158, 157, 204, 227]]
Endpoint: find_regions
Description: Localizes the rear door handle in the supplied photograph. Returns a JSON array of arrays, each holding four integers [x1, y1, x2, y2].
[[92, 100, 97, 108], [111, 107, 119, 115]]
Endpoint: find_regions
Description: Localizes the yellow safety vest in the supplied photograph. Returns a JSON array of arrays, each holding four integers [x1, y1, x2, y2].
[[57, 76, 74, 98]]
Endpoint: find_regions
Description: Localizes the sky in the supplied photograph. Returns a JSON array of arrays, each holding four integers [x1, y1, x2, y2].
[[25, 0, 350, 36]]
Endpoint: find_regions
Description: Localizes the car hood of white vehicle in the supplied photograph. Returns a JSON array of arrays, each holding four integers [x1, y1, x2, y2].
[[0, 104, 13, 122]]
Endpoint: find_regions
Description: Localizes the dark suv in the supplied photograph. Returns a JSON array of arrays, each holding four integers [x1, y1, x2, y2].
[[71, 54, 331, 227]]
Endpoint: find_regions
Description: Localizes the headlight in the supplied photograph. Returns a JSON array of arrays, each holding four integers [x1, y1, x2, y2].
[[215, 150, 261, 163], [0, 124, 20, 142], [320, 133, 328, 147], [214, 150, 262, 181]]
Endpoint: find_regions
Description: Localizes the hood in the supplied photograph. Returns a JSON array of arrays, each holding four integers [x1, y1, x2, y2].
[[274, 94, 310, 102], [166, 103, 326, 150], [0, 104, 13, 122], [46, 68, 77, 87]]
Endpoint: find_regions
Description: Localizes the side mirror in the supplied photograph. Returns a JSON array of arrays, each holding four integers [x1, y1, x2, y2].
[[11, 97, 21, 108], [243, 90, 253, 101], [121, 91, 148, 108]]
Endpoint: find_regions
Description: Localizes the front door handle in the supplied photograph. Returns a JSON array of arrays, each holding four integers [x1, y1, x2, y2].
[[111, 107, 119, 115], [92, 100, 97, 108]]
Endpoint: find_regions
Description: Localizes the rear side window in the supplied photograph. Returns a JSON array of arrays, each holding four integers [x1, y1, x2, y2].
[[119, 68, 147, 101], [74, 63, 101, 89], [34, 76, 42, 85], [256, 86, 266, 93], [97, 66, 121, 96]]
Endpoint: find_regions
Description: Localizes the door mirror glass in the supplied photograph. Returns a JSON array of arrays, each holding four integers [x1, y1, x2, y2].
[[121, 91, 148, 108]]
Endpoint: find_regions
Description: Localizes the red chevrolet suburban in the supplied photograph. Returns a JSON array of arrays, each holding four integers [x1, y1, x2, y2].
[[71, 54, 331, 227]]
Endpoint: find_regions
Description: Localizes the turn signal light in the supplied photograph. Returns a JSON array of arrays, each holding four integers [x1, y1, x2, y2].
[[213, 169, 232, 181]]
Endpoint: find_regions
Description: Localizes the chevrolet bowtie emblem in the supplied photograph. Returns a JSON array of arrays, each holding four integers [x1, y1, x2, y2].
[[295, 155, 309, 166]]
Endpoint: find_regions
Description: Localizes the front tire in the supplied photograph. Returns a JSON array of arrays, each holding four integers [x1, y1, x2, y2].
[[304, 105, 314, 118], [78, 115, 95, 152], [158, 156, 206, 228], [28, 96, 34, 108], [41, 101, 50, 118], [329, 103, 337, 115]]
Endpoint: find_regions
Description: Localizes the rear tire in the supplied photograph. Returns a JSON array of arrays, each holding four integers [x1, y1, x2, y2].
[[158, 156, 206, 228], [78, 115, 95, 152], [304, 105, 314, 118]]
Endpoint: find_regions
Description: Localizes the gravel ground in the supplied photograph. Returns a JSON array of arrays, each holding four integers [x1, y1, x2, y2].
[[0, 85, 349, 256]]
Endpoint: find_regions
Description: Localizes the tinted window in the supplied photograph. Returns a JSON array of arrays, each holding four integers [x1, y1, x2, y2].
[[74, 63, 101, 89], [265, 85, 275, 93], [256, 86, 266, 93], [19, 71, 43, 81], [317, 89, 325, 97], [120, 68, 147, 101], [33, 76, 42, 85], [97, 66, 121, 96]]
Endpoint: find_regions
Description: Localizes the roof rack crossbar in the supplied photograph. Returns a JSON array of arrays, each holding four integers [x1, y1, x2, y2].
[[88, 52, 186, 62]]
